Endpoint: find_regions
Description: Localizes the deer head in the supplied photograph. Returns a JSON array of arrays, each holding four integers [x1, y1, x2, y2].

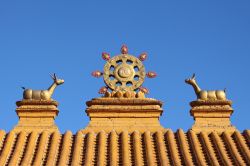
[[185, 73, 196, 85], [50, 73, 64, 85]]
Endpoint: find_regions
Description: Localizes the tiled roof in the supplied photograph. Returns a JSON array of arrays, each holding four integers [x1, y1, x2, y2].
[[0, 129, 249, 166]]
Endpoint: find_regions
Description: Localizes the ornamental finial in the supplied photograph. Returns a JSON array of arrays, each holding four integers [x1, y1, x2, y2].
[[91, 45, 157, 98], [185, 73, 227, 101], [138, 52, 147, 61], [121, 45, 128, 54], [102, 52, 110, 61], [22, 73, 64, 100]]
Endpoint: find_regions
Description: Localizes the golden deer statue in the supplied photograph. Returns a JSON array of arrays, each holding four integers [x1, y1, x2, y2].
[[185, 74, 226, 100], [22, 73, 64, 100]]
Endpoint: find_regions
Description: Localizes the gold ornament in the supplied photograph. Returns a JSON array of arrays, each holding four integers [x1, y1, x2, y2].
[[92, 45, 157, 96], [185, 73, 227, 101], [103, 54, 145, 91]]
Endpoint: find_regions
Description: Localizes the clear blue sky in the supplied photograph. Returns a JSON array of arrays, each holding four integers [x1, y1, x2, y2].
[[0, 1, 249, 133]]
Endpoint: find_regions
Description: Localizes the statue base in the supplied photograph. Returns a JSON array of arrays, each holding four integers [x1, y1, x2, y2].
[[13, 100, 59, 133], [190, 100, 236, 133], [82, 97, 165, 133]]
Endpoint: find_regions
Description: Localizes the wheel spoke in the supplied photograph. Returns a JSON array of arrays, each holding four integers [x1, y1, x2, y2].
[[109, 71, 114, 75], [108, 80, 117, 87], [110, 61, 117, 66], [122, 58, 127, 63], [135, 72, 140, 76]]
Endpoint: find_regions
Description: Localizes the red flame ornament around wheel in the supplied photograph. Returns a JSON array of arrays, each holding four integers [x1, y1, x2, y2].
[[98, 86, 108, 94], [139, 53, 147, 61], [146, 71, 157, 78], [139, 87, 149, 94], [91, 70, 103, 78], [102, 52, 110, 61], [121, 45, 128, 54]]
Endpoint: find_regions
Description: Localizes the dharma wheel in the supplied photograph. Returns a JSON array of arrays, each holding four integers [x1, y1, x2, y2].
[[92, 45, 157, 94], [103, 54, 146, 91]]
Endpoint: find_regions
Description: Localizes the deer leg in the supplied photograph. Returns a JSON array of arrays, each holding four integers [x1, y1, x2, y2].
[[41, 91, 50, 100], [216, 90, 226, 100], [199, 91, 207, 100]]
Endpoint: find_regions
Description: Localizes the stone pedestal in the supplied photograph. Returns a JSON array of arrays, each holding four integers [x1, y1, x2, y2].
[[13, 100, 59, 132], [83, 98, 165, 133], [190, 100, 236, 133]]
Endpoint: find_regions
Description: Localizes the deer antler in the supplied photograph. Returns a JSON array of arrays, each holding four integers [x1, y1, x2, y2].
[[53, 73, 57, 80], [50, 73, 57, 80], [50, 74, 55, 80], [192, 73, 196, 79]]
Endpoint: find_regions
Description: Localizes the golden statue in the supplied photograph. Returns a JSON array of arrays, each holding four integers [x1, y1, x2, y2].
[[91, 45, 157, 98], [22, 73, 64, 100], [185, 74, 226, 100]]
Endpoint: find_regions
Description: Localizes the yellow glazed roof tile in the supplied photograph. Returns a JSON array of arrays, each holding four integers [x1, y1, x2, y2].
[[0, 130, 249, 166]]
